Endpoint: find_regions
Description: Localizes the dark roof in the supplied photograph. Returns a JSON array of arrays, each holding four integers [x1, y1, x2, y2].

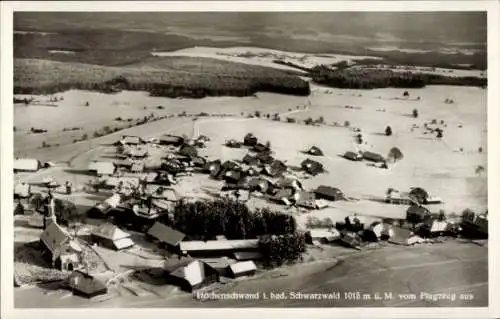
[[121, 136, 142, 145], [301, 159, 324, 175], [242, 154, 258, 165], [67, 271, 107, 298], [147, 222, 186, 246], [362, 151, 386, 162], [344, 151, 361, 160], [308, 146, 324, 156], [256, 152, 274, 164], [243, 133, 258, 146], [233, 251, 263, 261], [315, 186, 345, 200], [253, 143, 270, 153], [160, 134, 183, 144], [406, 205, 431, 218], [264, 160, 287, 177], [179, 145, 198, 157]]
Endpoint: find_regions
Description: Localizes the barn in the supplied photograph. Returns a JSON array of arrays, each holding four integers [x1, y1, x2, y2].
[[314, 186, 346, 201], [147, 222, 186, 252], [164, 258, 219, 292], [227, 261, 257, 278]]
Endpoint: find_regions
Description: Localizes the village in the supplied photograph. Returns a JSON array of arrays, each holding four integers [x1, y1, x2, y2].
[[13, 107, 489, 301]]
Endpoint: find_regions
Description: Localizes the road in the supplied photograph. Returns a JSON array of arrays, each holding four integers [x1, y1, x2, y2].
[[15, 240, 488, 308]]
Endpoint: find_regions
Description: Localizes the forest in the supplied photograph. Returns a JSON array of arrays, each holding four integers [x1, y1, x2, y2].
[[14, 58, 311, 98], [310, 65, 487, 89]]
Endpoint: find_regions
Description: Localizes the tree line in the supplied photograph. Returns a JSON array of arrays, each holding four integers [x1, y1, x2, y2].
[[310, 66, 486, 89]]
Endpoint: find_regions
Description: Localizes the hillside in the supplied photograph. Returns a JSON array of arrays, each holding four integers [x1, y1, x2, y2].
[[14, 58, 311, 98]]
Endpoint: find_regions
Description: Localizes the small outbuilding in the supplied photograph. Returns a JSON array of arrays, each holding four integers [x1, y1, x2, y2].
[[227, 261, 257, 278], [67, 270, 108, 298], [120, 135, 143, 145], [91, 223, 134, 250]]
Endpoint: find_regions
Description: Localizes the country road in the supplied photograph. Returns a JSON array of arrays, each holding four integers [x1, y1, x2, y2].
[[15, 240, 488, 308]]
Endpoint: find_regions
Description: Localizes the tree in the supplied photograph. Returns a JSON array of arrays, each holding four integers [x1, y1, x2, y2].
[[436, 129, 443, 138], [344, 121, 350, 127], [475, 165, 485, 176], [412, 109, 419, 118], [265, 141, 271, 149], [317, 116, 325, 124], [403, 91, 409, 97], [387, 147, 404, 163], [255, 110, 261, 118], [478, 147, 483, 153], [385, 126, 393, 136], [81, 133, 88, 140], [304, 117, 314, 125]]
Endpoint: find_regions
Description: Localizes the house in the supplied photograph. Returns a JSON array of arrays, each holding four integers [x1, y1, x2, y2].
[[340, 230, 362, 249], [191, 156, 207, 168], [130, 162, 145, 173], [221, 170, 243, 184], [124, 147, 148, 159], [305, 228, 341, 244], [406, 205, 431, 225], [253, 143, 270, 153], [365, 222, 394, 241], [179, 144, 198, 158], [301, 159, 324, 176], [314, 186, 346, 201], [243, 133, 258, 146], [225, 139, 242, 148], [242, 154, 258, 166], [91, 223, 134, 250], [233, 251, 263, 261], [40, 222, 82, 271], [159, 134, 184, 146], [87, 194, 121, 218], [227, 261, 257, 278], [14, 158, 41, 173], [277, 176, 303, 191], [263, 160, 287, 178], [14, 182, 31, 199], [120, 135, 143, 145], [256, 152, 274, 165], [198, 257, 236, 277], [362, 151, 386, 163], [307, 146, 324, 156], [343, 151, 362, 161], [248, 178, 271, 193], [144, 185, 177, 201], [165, 258, 219, 292], [294, 191, 317, 209], [180, 239, 259, 255], [389, 227, 425, 246], [385, 190, 416, 205], [147, 222, 186, 251], [114, 157, 134, 169], [204, 160, 222, 175], [88, 161, 116, 176], [67, 270, 108, 298]]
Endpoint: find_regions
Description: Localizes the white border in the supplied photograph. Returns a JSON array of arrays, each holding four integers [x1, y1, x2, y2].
[[1, 2, 499, 319]]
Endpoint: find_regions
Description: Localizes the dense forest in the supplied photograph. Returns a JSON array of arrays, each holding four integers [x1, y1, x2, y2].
[[310, 66, 487, 89], [14, 58, 311, 98]]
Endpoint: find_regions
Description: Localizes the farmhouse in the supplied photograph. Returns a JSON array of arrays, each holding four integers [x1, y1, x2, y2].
[[14, 158, 41, 173], [362, 151, 386, 163], [180, 239, 259, 256], [227, 261, 257, 278], [67, 270, 108, 298], [243, 133, 258, 146], [147, 222, 186, 251], [307, 146, 324, 156], [225, 139, 242, 148], [40, 222, 82, 271], [385, 190, 416, 205], [165, 258, 219, 292], [88, 161, 116, 176], [263, 160, 288, 178], [253, 142, 270, 153], [120, 135, 143, 145], [314, 186, 346, 201], [294, 191, 317, 208], [301, 159, 324, 176], [87, 194, 121, 218], [305, 228, 341, 244], [365, 222, 394, 241], [242, 154, 258, 166], [343, 151, 362, 161], [179, 144, 198, 157], [91, 223, 134, 250], [159, 134, 184, 146], [248, 178, 271, 193], [204, 160, 222, 175]]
